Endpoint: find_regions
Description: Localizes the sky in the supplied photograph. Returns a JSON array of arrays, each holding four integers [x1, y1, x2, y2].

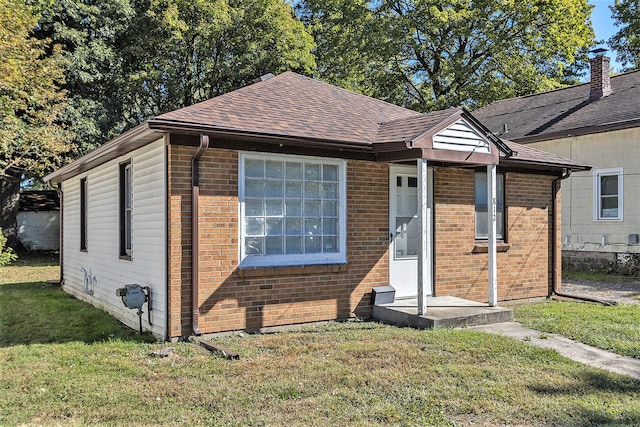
[[590, 0, 621, 72]]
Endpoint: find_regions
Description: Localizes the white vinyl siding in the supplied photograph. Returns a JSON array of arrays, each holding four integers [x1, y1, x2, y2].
[[60, 139, 167, 338], [594, 168, 623, 221], [239, 152, 347, 267], [433, 119, 491, 154]]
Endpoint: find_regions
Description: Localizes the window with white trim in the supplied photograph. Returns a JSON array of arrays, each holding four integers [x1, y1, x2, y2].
[[239, 153, 347, 267], [594, 168, 623, 221], [119, 161, 133, 258], [475, 171, 505, 240]]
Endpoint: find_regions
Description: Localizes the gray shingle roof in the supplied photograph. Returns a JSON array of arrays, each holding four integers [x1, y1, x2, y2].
[[500, 140, 589, 170], [474, 70, 640, 142]]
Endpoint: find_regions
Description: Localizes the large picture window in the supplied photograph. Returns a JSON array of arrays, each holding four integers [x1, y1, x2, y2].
[[239, 153, 346, 267], [475, 171, 505, 240], [594, 168, 623, 221], [119, 161, 132, 258]]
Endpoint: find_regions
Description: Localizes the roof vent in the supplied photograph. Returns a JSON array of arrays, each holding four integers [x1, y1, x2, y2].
[[254, 73, 275, 83], [589, 48, 611, 101]]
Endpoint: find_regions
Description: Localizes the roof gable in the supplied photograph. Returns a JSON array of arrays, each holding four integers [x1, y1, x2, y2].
[[432, 119, 491, 154]]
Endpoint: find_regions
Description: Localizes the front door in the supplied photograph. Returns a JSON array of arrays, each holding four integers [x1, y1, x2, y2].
[[389, 165, 433, 298]]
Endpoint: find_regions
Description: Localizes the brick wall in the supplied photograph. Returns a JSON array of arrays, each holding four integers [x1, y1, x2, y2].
[[433, 168, 555, 302], [167, 146, 389, 338], [168, 145, 557, 337]]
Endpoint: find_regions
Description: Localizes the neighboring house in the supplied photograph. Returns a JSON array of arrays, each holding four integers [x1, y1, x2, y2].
[[17, 190, 60, 251], [475, 53, 640, 270], [44, 72, 586, 340]]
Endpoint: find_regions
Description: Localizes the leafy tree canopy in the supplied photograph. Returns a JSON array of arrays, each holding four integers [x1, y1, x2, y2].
[[0, 0, 71, 178], [34, 0, 316, 154], [297, 0, 595, 111], [608, 0, 640, 70]]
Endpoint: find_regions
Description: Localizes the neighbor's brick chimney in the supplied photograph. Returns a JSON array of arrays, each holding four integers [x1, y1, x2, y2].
[[589, 52, 612, 101]]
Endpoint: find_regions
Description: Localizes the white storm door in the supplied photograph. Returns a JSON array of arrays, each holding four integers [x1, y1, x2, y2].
[[389, 165, 433, 298]]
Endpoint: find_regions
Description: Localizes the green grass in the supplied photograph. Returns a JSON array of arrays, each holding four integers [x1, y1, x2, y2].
[[1, 323, 639, 426], [514, 301, 640, 360], [562, 267, 637, 283], [0, 253, 155, 346], [1, 257, 639, 426], [0, 252, 59, 285]]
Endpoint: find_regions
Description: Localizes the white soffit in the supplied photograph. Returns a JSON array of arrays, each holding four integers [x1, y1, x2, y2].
[[432, 119, 491, 154]]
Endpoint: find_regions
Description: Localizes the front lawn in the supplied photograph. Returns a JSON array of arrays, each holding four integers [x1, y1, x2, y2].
[[514, 300, 640, 359], [1, 257, 639, 425]]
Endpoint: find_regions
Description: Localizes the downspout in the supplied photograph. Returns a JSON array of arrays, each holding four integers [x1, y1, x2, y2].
[[551, 170, 616, 306], [191, 134, 209, 336]]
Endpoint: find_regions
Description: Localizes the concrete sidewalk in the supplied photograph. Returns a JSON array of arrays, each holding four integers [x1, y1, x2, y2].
[[468, 322, 640, 380]]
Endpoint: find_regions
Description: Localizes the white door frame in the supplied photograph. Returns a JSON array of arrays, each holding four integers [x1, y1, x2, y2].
[[389, 164, 433, 302]]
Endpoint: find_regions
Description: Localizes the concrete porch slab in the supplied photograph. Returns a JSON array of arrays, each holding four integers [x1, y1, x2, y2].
[[372, 296, 513, 329]]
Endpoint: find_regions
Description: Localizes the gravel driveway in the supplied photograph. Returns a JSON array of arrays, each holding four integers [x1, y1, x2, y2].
[[561, 279, 640, 305]]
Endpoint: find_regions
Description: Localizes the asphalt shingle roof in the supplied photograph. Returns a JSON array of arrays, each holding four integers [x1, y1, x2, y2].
[[474, 70, 640, 142], [18, 191, 60, 211], [157, 71, 423, 144], [46, 71, 588, 184]]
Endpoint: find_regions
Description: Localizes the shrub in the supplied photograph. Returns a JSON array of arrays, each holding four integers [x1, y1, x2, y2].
[[0, 228, 18, 266]]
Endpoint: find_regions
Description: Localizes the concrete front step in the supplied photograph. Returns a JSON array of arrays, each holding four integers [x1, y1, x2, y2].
[[372, 296, 513, 329]]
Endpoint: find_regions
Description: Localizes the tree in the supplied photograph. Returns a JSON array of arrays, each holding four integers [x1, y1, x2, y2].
[[35, 0, 316, 149], [609, 0, 640, 70], [118, 0, 316, 127], [0, 0, 71, 178], [34, 0, 136, 154], [1, 0, 71, 249], [297, 0, 595, 111]]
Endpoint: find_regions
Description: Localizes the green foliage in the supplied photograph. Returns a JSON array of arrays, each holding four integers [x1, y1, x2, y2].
[[0, 228, 17, 266], [34, 0, 316, 156], [297, 0, 595, 111], [609, 0, 640, 70], [0, 0, 72, 178], [34, 0, 136, 155], [119, 0, 316, 126]]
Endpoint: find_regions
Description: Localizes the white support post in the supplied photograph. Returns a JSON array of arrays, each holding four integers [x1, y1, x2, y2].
[[417, 159, 431, 315], [487, 164, 498, 306]]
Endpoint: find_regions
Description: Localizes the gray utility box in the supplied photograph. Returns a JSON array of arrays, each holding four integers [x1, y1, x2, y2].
[[371, 286, 396, 305]]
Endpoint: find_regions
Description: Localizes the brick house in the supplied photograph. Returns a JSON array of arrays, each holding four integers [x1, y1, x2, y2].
[[45, 72, 588, 340]]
